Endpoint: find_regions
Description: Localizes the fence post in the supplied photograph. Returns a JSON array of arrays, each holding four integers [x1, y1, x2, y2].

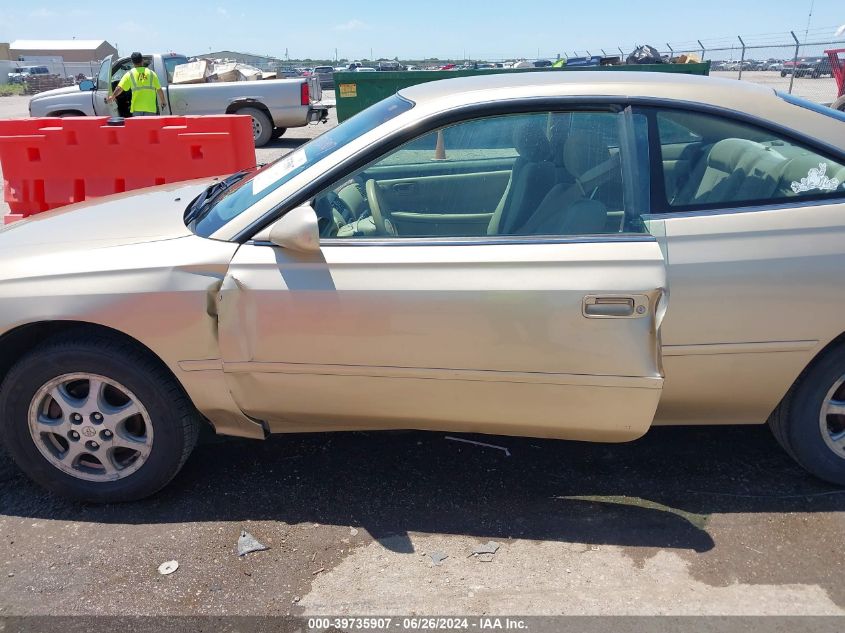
[[737, 36, 746, 80], [618, 47, 625, 57], [601, 49, 607, 56], [698, 40, 706, 62], [666, 44, 674, 59], [789, 30, 800, 94]]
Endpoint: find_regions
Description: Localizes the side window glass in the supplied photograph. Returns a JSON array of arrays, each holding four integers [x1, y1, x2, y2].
[[111, 61, 132, 83], [164, 57, 189, 83], [96, 59, 111, 91], [656, 110, 845, 210], [314, 110, 642, 240]]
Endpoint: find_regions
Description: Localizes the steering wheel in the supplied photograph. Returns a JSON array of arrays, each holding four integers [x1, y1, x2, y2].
[[318, 191, 355, 237], [365, 179, 396, 236]]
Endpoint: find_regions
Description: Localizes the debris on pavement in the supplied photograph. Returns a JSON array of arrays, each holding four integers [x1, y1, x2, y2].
[[313, 568, 325, 575], [238, 530, 270, 557], [445, 436, 511, 457], [350, 527, 359, 536], [157, 560, 179, 575], [429, 551, 448, 566], [470, 541, 502, 561]]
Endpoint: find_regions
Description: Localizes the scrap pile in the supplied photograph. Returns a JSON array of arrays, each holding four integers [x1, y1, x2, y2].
[[171, 59, 275, 84]]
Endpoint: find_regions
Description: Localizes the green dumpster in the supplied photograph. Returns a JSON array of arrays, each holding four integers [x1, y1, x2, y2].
[[334, 63, 710, 122]]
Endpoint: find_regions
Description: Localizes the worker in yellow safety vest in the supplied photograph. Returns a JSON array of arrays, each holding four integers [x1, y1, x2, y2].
[[106, 52, 167, 116]]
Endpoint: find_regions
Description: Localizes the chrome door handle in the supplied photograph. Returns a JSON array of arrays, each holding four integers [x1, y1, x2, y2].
[[583, 295, 650, 318]]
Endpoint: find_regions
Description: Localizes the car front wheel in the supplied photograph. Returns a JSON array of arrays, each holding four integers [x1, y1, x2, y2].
[[770, 344, 845, 486], [0, 332, 200, 502]]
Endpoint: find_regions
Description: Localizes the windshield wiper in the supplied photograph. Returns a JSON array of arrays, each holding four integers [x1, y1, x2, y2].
[[184, 169, 252, 225]]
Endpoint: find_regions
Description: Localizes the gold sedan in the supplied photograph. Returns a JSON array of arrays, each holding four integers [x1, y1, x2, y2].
[[1, 71, 844, 501]]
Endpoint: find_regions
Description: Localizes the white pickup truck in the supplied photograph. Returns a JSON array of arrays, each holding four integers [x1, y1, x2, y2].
[[27, 52, 331, 146]]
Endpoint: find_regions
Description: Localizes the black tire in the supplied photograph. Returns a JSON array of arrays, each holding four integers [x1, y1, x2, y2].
[[0, 332, 201, 503], [239, 106, 273, 147], [769, 343, 845, 486], [780, 70, 787, 77], [271, 127, 287, 140]]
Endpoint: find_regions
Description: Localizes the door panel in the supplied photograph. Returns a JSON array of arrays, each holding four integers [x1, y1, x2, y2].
[[373, 170, 510, 236], [92, 55, 116, 117], [218, 239, 668, 441]]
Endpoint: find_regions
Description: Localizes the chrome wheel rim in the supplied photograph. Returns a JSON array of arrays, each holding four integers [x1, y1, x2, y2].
[[27, 373, 153, 482], [820, 376, 845, 459]]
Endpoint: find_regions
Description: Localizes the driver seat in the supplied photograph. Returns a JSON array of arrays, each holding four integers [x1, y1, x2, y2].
[[487, 122, 555, 235]]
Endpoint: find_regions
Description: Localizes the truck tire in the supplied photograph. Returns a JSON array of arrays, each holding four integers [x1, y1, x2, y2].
[[833, 96, 845, 112], [271, 127, 287, 140], [769, 342, 845, 486], [0, 332, 201, 503], [240, 107, 273, 147]]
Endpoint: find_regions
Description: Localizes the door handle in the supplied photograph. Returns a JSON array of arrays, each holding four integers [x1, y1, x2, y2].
[[583, 295, 649, 318], [392, 182, 416, 194]]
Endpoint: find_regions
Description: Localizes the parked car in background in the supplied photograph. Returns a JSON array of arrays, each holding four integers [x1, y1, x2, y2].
[[3, 72, 845, 502], [376, 60, 403, 72], [355, 67, 377, 72], [781, 58, 832, 78], [8, 65, 51, 84], [313, 65, 336, 89], [27, 52, 330, 147]]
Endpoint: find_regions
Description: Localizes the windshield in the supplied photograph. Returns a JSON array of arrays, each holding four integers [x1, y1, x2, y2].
[[192, 94, 414, 237], [778, 92, 845, 123]]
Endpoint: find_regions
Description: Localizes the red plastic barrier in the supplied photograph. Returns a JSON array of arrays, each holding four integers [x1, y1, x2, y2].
[[0, 115, 256, 220]]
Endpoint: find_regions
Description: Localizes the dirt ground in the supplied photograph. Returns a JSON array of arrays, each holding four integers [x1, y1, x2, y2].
[[1, 86, 845, 619]]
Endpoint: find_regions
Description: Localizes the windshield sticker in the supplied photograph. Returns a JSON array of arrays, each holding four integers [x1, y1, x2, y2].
[[251, 149, 308, 195], [790, 163, 841, 194]]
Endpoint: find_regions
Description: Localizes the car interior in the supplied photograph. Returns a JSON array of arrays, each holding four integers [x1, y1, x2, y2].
[[313, 111, 633, 239], [311, 109, 845, 240], [657, 110, 845, 209]]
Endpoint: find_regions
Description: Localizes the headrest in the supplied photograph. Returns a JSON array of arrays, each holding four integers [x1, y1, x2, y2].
[[563, 130, 611, 179], [707, 138, 761, 172], [513, 122, 551, 162]]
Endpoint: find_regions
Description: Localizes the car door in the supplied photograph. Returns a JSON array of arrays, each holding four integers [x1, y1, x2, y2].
[[217, 107, 669, 442], [92, 55, 116, 116]]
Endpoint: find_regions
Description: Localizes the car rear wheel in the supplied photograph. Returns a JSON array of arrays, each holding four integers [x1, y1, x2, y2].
[[770, 344, 845, 486], [240, 107, 273, 147], [0, 333, 201, 502]]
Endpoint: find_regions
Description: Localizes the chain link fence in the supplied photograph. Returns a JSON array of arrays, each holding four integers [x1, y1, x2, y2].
[[574, 28, 844, 105]]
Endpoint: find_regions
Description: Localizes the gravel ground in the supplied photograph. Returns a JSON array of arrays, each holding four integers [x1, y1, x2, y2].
[[1, 86, 845, 619]]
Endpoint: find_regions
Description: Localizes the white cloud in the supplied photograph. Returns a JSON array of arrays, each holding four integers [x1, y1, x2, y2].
[[29, 8, 58, 18], [333, 19, 369, 32], [216, 7, 229, 17]]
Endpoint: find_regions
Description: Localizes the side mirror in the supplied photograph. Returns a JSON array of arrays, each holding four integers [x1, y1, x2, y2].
[[78, 80, 95, 91], [266, 204, 320, 252]]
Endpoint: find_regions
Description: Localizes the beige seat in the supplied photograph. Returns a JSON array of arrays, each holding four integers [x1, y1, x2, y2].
[[487, 122, 555, 235], [513, 130, 620, 235]]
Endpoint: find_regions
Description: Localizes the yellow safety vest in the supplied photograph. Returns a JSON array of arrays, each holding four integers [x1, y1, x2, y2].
[[126, 67, 159, 114]]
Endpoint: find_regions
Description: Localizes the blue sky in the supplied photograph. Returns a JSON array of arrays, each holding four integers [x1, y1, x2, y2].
[[1, 0, 843, 60]]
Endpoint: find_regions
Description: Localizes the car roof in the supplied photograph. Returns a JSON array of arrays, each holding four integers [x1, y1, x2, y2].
[[399, 70, 771, 106], [396, 70, 845, 151]]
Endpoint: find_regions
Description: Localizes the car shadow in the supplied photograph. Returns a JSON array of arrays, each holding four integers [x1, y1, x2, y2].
[[1, 425, 843, 554]]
